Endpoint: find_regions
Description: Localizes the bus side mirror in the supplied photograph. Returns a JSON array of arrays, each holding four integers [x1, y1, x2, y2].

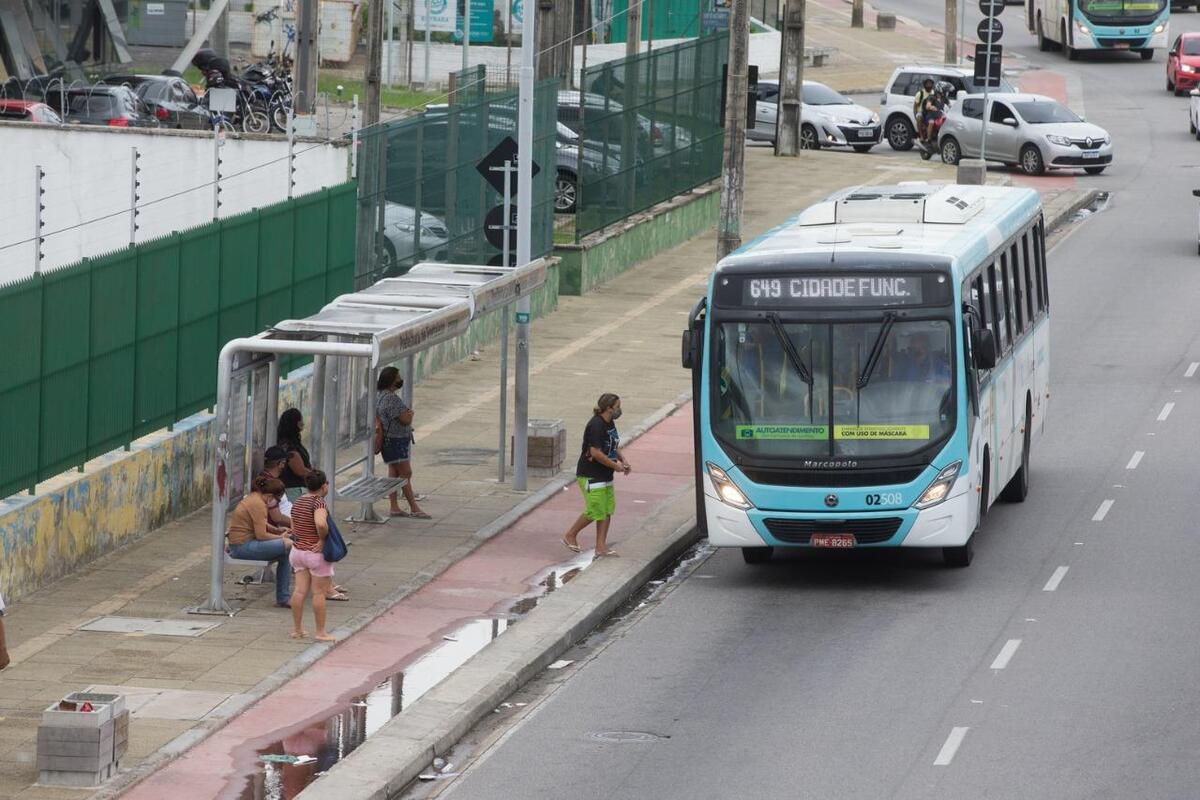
[[971, 328, 998, 370], [681, 329, 700, 370]]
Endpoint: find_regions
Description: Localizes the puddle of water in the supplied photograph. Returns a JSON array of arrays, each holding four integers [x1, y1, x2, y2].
[[234, 554, 593, 799]]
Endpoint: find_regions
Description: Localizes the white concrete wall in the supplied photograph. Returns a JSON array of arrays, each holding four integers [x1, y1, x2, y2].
[[390, 28, 782, 89], [0, 123, 349, 286]]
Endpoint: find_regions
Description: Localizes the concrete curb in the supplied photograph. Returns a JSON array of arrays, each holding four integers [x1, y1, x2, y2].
[[295, 493, 700, 799], [99, 391, 694, 800], [1043, 187, 1101, 235]]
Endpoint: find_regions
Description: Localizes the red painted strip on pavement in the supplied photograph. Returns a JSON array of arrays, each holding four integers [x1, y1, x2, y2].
[[120, 406, 695, 800]]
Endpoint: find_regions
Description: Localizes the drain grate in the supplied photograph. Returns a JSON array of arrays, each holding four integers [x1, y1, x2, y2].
[[589, 731, 668, 743], [78, 616, 223, 637], [434, 447, 497, 466]]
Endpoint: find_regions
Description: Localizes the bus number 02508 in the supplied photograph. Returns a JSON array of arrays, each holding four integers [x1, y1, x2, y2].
[[865, 492, 902, 506]]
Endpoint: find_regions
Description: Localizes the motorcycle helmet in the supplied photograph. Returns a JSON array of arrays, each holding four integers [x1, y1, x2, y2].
[[934, 80, 956, 100], [192, 48, 217, 70]]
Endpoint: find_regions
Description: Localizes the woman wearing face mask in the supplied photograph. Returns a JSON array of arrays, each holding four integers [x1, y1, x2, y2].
[[277, 408, 313, 503], [376, 367, 430, 519], [561, 393, 631, 558]]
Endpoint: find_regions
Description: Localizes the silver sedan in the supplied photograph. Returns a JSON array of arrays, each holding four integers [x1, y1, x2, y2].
[[938, 92, 1113, 176]]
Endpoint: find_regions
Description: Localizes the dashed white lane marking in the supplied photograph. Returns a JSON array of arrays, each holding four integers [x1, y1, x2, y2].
[[1157, 403, 1175, 422], [1125, 451, 1144, 470], [1093, 499, 1114, 522], [1186, 362, 1199, 378], [1043, 566, 1069, 592], [934, 727, 970, 766], [990, 639, 1022, 670]]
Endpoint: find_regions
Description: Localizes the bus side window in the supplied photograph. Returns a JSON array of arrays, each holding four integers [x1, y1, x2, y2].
[[988, 262, 1009, 353], [1008, 244, 1024, 336], [1034, 219, 1049, 310], [972, 275, 988, 331], [1019, 232, 1035, 322]]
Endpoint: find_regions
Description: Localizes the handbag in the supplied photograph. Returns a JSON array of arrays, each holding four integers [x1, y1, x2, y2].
[[322, 517, 348, 563], [372, 415, 384, 455]]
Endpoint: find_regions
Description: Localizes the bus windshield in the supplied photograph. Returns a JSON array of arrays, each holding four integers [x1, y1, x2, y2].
[[713, 318, 955, 458], [1078, 0, 1166, 21]]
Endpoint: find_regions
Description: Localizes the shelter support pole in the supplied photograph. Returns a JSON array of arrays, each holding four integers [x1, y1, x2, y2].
[[352, 359, 386, 523], [514, 0, 535, 492], [403, 355, 415, 407], [322, 344, 341, 518], [266, 357, 280, 448], [310, 355, 328, 469]]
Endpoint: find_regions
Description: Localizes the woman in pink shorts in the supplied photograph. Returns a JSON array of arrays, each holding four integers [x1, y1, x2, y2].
[[288, 470, 336, 642]]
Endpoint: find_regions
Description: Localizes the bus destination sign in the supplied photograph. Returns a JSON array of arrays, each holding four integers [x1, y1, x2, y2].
[[732, 274, 945, 308]]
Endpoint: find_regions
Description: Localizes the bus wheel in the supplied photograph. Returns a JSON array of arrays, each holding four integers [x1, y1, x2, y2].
[[1001, 408, 1031, 503], [1037, 15, 1050, 52], [1141, 49, 1155, 61], [742, 546, 774, 564], [943, 539, 974, 568]]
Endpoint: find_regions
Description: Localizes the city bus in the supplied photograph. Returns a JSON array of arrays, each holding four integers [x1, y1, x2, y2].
[[1026, 0, 1169, 60], [680, 183, 1049, 567]]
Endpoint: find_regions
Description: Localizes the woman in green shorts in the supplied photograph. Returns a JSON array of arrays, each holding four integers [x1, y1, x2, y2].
[[561, 393, 631, 558]]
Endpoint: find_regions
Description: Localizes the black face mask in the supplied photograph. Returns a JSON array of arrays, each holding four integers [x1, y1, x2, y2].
[[611, 408, 622, 420]]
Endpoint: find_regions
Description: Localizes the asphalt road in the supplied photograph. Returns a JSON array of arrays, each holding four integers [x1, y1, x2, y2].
[[423, 17, 1200, 800]]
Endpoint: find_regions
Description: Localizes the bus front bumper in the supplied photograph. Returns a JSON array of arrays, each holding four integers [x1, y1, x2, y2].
[[704, 487, 974, 549]]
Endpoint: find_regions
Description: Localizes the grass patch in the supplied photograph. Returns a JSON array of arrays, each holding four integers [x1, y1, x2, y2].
[[316, 75, 442, 110]]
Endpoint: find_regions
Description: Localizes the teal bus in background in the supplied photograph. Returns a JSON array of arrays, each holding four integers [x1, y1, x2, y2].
[[1026, 0, 1169, 59], [681, 184, 1050, 567]]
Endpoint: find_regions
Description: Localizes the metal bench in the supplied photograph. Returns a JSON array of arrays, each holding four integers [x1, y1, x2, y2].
[[224, 550, 275, 585], [336, 474, 409, 523]]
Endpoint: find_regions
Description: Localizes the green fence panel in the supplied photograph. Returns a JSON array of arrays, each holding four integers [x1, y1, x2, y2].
[[218, 210, 262, 347], [576, 33, 728, 238], [134, 235, 183, 438], [176, 224, 222, 418], [1, 183, 359, 499], [87, 249, 137, 460], [0, 275, 44, 496], [38, 264, 92, 480]]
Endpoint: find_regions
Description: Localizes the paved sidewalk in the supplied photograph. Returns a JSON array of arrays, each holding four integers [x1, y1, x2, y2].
[[0, 143, 1091, 800]]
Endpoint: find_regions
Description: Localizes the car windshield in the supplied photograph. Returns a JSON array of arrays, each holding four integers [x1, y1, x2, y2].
[[1013, 101, 1081, 124], [1079, 0, 1166, 19], [1184, 39, 1200, 55], [802, 83, 852, 105], [712, 319, 955, 458]]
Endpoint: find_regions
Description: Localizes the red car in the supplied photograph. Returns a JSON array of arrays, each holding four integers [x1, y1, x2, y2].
[[0, 100, 62, 124], [1167, 33, 1200, 95]]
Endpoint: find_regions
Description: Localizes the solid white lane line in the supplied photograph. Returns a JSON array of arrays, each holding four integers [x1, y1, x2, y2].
[[1093, 500, 1114, 522], [934, 727, 970, 766], [1157, 403, 1175, 422], [1186, 362, 1199, 378], [1043, 566, 1069, 592], [1125, 451, 1144, 470], [990, 639, 1022, 670]]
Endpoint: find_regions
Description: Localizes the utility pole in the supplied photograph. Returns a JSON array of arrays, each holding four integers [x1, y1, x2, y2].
[[775, 0, 803, 156], [514, 0, 535, 491], [462, 0, 470, 69], [850, 0, 862, 28], [365, 0, 384, 126], [625, 0, 640, 55], [717, 0, 748, 259], [212, 6, 229, 56], [945, 0, 957, 64], [296, 0, 319, 113], [536, 0, 556, 80]]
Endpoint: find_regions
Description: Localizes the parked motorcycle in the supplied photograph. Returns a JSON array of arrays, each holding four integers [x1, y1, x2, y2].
[[192, 48, 272, 134]]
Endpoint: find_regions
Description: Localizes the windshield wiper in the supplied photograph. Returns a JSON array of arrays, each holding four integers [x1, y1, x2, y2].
[[766, 313, 813, 386], [857, 312, 896, 390]]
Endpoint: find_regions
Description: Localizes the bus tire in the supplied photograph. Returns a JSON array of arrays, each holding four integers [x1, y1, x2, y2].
[[943, 538, 974, 567], [742, 546, 774, 564], [1001, 404, 1032, 503], [1141, 49, 1155, 61], [1063, 22, 1078, 60], [1037, 14, 1050, 52]]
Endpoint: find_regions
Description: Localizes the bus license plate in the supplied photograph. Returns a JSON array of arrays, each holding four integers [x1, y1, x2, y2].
[[1082, 150, 1100, 159], [811, 533, 856, 548], [1113, 42, 1130, 49]]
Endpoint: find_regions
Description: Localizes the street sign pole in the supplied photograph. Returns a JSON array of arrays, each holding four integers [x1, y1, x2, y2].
[[977, 0, 1003, 164], [499, 160, 513, 483], [514, 0, 535, 492]]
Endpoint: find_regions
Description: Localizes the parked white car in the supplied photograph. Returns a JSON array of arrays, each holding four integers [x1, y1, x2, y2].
[[749, 79, 881, 151], [879, 65, 1016, 151], [938, 93, 1113, 175]]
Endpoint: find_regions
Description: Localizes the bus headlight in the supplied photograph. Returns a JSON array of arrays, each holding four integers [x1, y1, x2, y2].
[[1076, 21, 1090, 34], [707, 462, 753, 510], [914, 461, 962, 510], [1154, 23, 1165, 34]]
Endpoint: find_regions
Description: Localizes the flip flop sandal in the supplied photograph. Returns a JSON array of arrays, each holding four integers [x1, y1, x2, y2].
[[409, 510, 432, 519], [326, 592, 350, 601], [561, 538, 581, 553], [390, 510, 411, 517]]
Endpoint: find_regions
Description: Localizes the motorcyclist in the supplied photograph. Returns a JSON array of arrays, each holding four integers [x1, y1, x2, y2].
[[918, 81, 954, 152], [912, 77, 936, 141]]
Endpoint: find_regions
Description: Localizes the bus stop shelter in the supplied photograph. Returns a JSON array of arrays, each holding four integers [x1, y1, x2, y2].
[[195, 259, 549, 615]]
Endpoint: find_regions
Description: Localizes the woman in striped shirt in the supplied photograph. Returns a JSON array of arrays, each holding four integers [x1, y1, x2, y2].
[[287, 470, 336, 642]]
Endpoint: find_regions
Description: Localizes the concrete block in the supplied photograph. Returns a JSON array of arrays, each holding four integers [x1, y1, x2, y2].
[[36, 752, 112, 772], [35, 734, 114, 759], [957, 159, 987, 185], [41, 701, 113, 728], [38, 768, 108, 788], [64, 692, 127, 716], [877, 12, 896, 29], [38, 719, 113, 742]]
